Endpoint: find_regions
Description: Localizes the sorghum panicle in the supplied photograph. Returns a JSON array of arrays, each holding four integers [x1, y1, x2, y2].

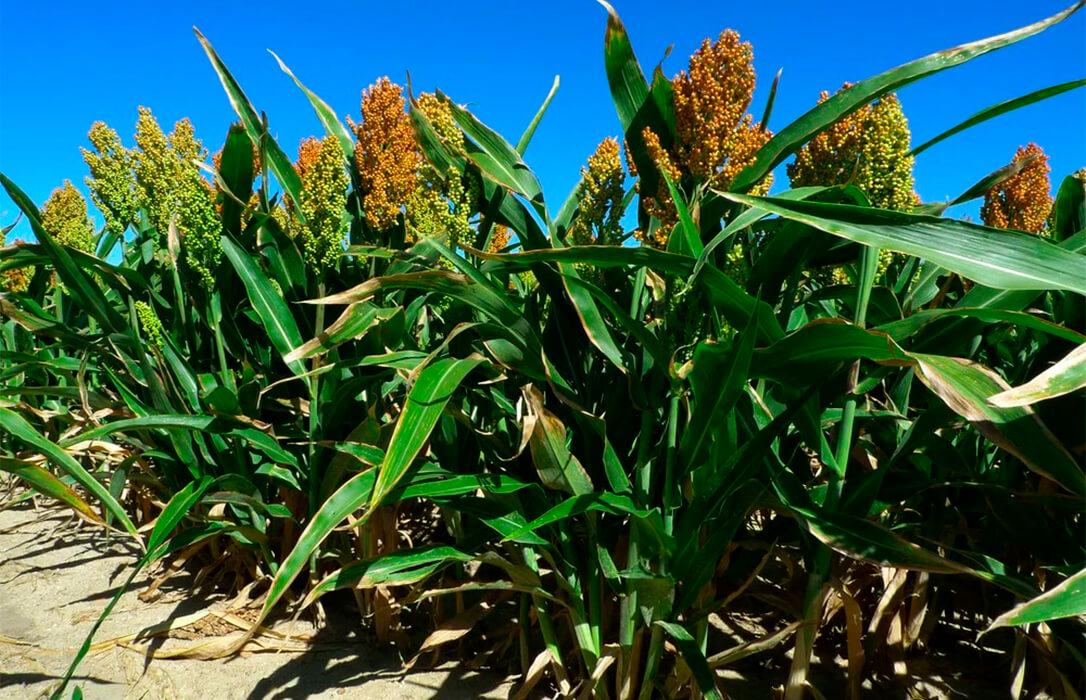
[[672, 30, 756, 182], [981, 143, 1054, 234], [569, 137, 626, 247], [81, 122, 138, 239], [41, 180, 96, 253], [787, 87, 917, 212], [296, 136, 349, 274], [135, 300, 165, 349], [1, 237, 31, 293], [355, 78, 421, 232], [133, 106, 179, 234], [171, 119, 221, 286]]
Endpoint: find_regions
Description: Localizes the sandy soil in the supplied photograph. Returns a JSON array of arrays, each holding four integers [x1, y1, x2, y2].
[[0, 504, 518, 700]]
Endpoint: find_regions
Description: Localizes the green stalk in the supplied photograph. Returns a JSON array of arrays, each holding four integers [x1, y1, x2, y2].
[[619, 408, 656, 698], [638, 627, 666, 700], [307, 281, 326, 517], [638, 395, 680, 699], [787, 247, 879, 700], [662, 394, 680, 534]]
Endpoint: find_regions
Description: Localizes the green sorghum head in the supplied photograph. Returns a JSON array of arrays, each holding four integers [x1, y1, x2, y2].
[[41, 180, 96, 253], [296, 136, 349, 274], [81, 122, 139, 239], [135, 300, 165, 349]]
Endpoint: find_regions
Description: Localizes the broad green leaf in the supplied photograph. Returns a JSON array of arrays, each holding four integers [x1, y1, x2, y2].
[[285, 303, 394, 362], [257, 469, 378, 632], [194, 28, 305, 219], [731, 2, 1084, 191], [876, 307, 1085, 344], [0, 408, 137, 537], [912, 79, 1086, 156], [791, 506, 974, 574], [440, 93, 548, 225], [723, 193, 1086, 294], [752, 320, 913, 383], [986, 567, 1086, 631], [270, 51, 355, 163], [221, 236, 306, 375], [304, 546, 474, 607], [148, 476, 214, 556], [370, 357, 486, 508], [0, 457, 101, 522], [913, 353, 1084, 496], [988, 343, 1086, 407], [522, 384, 594, 496], [218, 124, 255, 236], [502, 492, 668, 549], [0, 173, 124, 333], [680, 319, 757, 469], [598, 0, 673, 202], [655, 621, 724, 700], [60, 415, 218, 447], [1052, 171, 1086, 242]]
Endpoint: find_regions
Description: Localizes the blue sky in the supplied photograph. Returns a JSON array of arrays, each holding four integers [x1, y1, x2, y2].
[[1, 0, 1083, 241]]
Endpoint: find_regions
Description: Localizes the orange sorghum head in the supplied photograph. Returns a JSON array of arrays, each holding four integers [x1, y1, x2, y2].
[[354, 78, 421, 232], [980, 143, 1053, 234], [787, 86, 916, 212], [672, 29, 756, 183]]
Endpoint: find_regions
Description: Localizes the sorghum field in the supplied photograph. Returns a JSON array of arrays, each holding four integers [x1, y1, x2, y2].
[[1, 2, 1084, 699]]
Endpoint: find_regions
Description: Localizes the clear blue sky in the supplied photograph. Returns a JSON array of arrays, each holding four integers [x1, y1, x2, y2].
[[1, 0, 1083, 241]]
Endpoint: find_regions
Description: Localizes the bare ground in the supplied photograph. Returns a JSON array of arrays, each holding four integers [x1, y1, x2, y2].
[[0, 504, 517, 700]]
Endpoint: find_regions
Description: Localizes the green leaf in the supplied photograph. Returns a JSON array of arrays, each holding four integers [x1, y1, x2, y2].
[[285, 303, 394, 362], [370, 357, 486, 508], [148, 476, 214, 556], [194, 28, 305, 218], [655, 621, 724, 700], [752, 320, 913, 384], [440, 93, 548, 225], [680, 319, 757, 469], [502, 492, 668, 548], [304, 546, 474, 607], [985, 567, 1086, 631], [0, 408, 137, 537], [911, 78, 1086, 156], [0, 457, 101, 522], [1052, 171, 1086, 242], [218, 124, 255, 236], [723, 193, 1086, 294], [270, 51, 356, 163], [221, 236, 306, 375], [731, 2, 1084, 191], [988, 343, 1086, 407], [875, 306, 1085, 344], [522, 384, 594, 496], [913, 353, 1084, 496], [60, 415, 218, 447], [791, 506, 974, 574], [516, 76, 559, 155], [0, 173, 125, 333]]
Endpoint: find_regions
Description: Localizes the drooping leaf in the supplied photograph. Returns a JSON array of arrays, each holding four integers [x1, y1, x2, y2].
[[985, 567, 1086, 631], [911, 78, 1086, 156], [731, 2, 1084, 191], [723, 193, 1086, 294], [988, 343, 1086, 407]]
